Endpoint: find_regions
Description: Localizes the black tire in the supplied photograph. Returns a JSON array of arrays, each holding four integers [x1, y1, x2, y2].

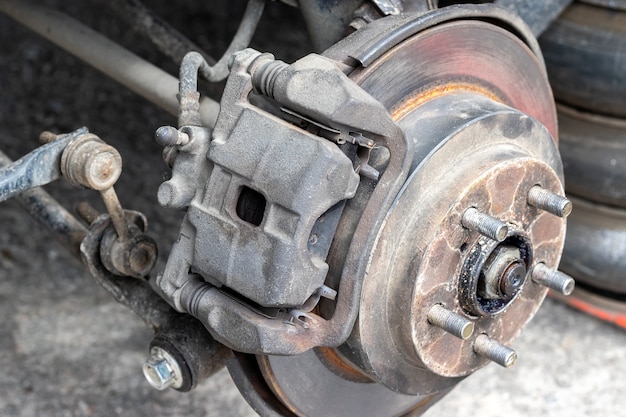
[[559, 105, 626, 207], [560, 197, 626, 295], [540, 2, 626, 117]]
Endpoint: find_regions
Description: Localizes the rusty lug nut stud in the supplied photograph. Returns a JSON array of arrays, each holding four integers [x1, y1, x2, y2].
[[527, 185, 572, 218], [532, 263, 576, 295], [473, 334, 517, 368], [427, 304, 475, 340], [461, 207, 508, 242]]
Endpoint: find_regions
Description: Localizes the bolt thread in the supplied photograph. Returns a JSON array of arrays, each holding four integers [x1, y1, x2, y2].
[[532, 263, 575, 295], [528, 186, 572, 217], [427, 305, 475, 340], [462, 208, 508, 242], [473, 334, 517, 368]]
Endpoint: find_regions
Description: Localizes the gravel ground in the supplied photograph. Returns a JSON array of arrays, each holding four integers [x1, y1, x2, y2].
[[0, 2, 625, 417]]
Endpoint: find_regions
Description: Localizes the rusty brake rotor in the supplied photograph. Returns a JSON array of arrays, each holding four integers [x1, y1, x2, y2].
[[229, 7, 567, 417]]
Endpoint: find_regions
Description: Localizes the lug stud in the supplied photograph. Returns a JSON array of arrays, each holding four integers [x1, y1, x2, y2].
[[527, 186, 572, 217], [427, 304, 475, 340], [462, 207, 508, 242], [473, 334, 517, 368], [532, 263, 575, 295]]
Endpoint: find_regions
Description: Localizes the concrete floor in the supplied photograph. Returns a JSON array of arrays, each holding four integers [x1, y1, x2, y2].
[[0, 1, 625, 416]]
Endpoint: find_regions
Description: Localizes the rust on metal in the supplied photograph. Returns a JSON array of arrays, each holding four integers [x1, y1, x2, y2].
[[100, 187, 131, 241], [391, 82, 503, 121], [412, 159, 564, 376], [314, 347, 373, 383], [351, 20, 558, 140]]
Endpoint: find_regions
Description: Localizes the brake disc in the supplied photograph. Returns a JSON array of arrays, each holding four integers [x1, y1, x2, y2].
[[229, 7, 566, 417]]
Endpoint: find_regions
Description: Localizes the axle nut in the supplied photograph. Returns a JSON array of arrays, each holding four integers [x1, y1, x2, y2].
[[479, 246, 527, 301]]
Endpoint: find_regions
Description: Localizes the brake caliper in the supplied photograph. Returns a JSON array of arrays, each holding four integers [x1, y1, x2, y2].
[[156, 48, 412, 354]]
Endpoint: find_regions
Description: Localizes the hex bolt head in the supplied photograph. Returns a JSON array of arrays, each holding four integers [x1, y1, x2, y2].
[[532, 263, 575, 295], [143, 346, 183, 391], [462, 207, 508, 242], [427, 304, 475, 340], [473, 334, 517, 368], [527, 186, 572, 218]]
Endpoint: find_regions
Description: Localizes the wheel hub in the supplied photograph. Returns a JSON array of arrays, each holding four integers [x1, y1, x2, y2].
[[227, 8, 569, 417], [350, 92, 565, 391]]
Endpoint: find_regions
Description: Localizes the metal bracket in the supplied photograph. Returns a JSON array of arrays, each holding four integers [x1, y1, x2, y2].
[[0, 127, 88, 203]]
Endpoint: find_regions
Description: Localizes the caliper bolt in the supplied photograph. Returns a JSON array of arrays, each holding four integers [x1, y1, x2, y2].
[[143, 346, 184, 391], [462, 207, 508, 242], [427, 304, 475, 340], [527, 186, 572, 218], [473, 334, 517, 368], [531, 263, 575, 295]]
